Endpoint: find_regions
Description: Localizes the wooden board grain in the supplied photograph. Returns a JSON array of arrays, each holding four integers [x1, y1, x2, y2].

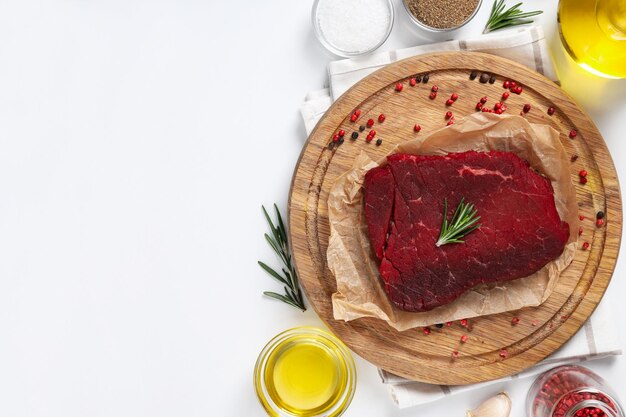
[[288, 52, 622, 385]]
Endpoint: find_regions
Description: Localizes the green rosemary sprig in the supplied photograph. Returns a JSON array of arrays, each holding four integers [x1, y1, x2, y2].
[[483, 0, 543, 34], [258, 204, 306, 311], [436, 198, 481, 247]]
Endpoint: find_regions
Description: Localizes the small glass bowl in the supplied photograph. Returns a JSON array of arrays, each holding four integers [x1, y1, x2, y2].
[[254, 327, 356, 417], [526, 365, 624, 417], [402, 0, 483, 33], [311, 0, 394, 57]]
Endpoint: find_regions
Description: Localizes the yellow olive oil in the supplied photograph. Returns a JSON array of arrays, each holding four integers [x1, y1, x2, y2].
[[264, 337, 344, 415], [558, 0, 626, 78], [254, 328, 356, 417]]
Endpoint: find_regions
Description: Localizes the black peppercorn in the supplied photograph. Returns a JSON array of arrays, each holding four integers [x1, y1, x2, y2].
[[422, 74, 429, 83], [469, 70, 478, 80], [351, 131, 359, 140], [597, 211, 605, 219], [489, 74, 496, 84], [479, 73, 490, 83], [376, 138, 382, 146]]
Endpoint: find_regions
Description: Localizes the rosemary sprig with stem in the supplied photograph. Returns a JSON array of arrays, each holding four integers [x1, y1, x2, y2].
[[483, 0, 543, 34], [258, 204, 306, 311], [436, 198, 481, 247]]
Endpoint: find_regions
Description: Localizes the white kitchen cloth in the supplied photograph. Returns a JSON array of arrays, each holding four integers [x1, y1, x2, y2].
[[299, 25, 622, 408]]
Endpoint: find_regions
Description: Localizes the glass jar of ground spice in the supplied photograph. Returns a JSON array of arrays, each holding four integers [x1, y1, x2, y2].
[[527, 365, 624, 417], [403, 0, 482, 31]]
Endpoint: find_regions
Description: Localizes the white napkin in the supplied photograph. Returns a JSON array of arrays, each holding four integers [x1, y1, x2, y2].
[[299, 25, 622, 408]]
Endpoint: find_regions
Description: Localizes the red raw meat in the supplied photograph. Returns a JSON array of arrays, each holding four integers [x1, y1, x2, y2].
[[364, 150, 569, 312]]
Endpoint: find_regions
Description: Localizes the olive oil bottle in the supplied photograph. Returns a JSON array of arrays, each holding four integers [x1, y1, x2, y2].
[[558, 0, 626, 78]]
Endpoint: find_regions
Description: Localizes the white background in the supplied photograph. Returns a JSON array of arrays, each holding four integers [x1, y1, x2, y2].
[[0, 0, 624, 416]]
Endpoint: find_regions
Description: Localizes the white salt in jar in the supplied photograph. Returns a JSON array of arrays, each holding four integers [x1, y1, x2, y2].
[[312, 0, 394, 57]]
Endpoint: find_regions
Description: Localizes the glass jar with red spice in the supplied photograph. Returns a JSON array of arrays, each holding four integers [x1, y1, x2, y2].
[[527, 365, 624, 417]]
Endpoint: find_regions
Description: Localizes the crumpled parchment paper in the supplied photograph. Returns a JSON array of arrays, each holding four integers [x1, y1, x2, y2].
[[327, 113, 578, 331]]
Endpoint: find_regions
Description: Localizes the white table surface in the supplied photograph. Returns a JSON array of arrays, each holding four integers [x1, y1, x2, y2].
[[0, 1, 625, 416]]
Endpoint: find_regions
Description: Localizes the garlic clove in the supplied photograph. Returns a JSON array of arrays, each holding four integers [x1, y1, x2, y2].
[[466, 392, 512, 417]]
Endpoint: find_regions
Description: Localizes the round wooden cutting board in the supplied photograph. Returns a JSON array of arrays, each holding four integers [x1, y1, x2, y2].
[[288, 52, 622, 385]]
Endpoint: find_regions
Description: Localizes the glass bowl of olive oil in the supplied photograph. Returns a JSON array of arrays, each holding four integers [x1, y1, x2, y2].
[[254, 327, 356, 417]]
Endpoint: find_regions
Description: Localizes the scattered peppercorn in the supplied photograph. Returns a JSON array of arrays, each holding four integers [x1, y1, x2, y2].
[[480, 96, 488, 104], [422, 74, 429, 83], [414, 124, 421, 132], [523, 104, 531, 113], [431, 85, 438, 92], [351, 131, 359, 140], [479, 73, 490, 83], [578, 227, 583, 236], [378, 114, 386, 123], [460, 318, 468, 327], [395, 82, 403, 91], [447, 120, 454, 125], [366, 118, 375, 128], [580, 177, 588, 185], [596, 218, 604, 227], [452, 350, 459, 358], [359, 125, 366, 132], [328, 142, 335, 150], [470, 71, 478, 80], [409, 78, 417, 87], [502, 91, 510, 100], [579, 170, 588, 177], [376, 138, 382, 146], [511, 317, 520, 325], [423, 327, 431, 335], [547, 106, 555, 116], [354, 109, 361, 117], [476, 102, 483, 110], [446, 98, 454, 106], [579, 215, 585, 221], [415, 75, 422, 83], [499, 349, 508, 358], [571, 154, 579, 162], [569, 129, 577, 139], [482, 107, 490, 112], [489, 74, 496, 84], [495, 108, 503, 114], [338, 137, 344, 145], [435, 323, 444, 329], [350, 113, 358, 122], [510, 81, 517, 88], [513, 86, 523, 94], [503, 80, 511, 89], [494, 102, 503, 110], [429, 92, 437, 100], [597, 211, 605, 219], [582, 242, 590, 250], [445, 111, 453, 119], [368, 130, 376, 139], [446, 321, 453, 327], [338, 129, 345, 137], [450, 93, 459, 101], [460, 335, 468, 343], [333, 134, 339, 143]]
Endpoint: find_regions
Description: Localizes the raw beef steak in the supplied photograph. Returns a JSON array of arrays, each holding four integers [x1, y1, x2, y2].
[[364, 150, 569, 312]]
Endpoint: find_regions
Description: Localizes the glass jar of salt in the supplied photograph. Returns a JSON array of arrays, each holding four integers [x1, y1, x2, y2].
[[312, 0, 394, 57]]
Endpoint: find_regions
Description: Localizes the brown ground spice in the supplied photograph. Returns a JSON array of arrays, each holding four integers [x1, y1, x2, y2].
[[406, 0, 480, 29]]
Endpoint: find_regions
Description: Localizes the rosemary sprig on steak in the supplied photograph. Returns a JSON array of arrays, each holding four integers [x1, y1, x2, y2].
[[436, 198, 481, 247], [483, 0, 543, 34], [258, 204, 306, 311]]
